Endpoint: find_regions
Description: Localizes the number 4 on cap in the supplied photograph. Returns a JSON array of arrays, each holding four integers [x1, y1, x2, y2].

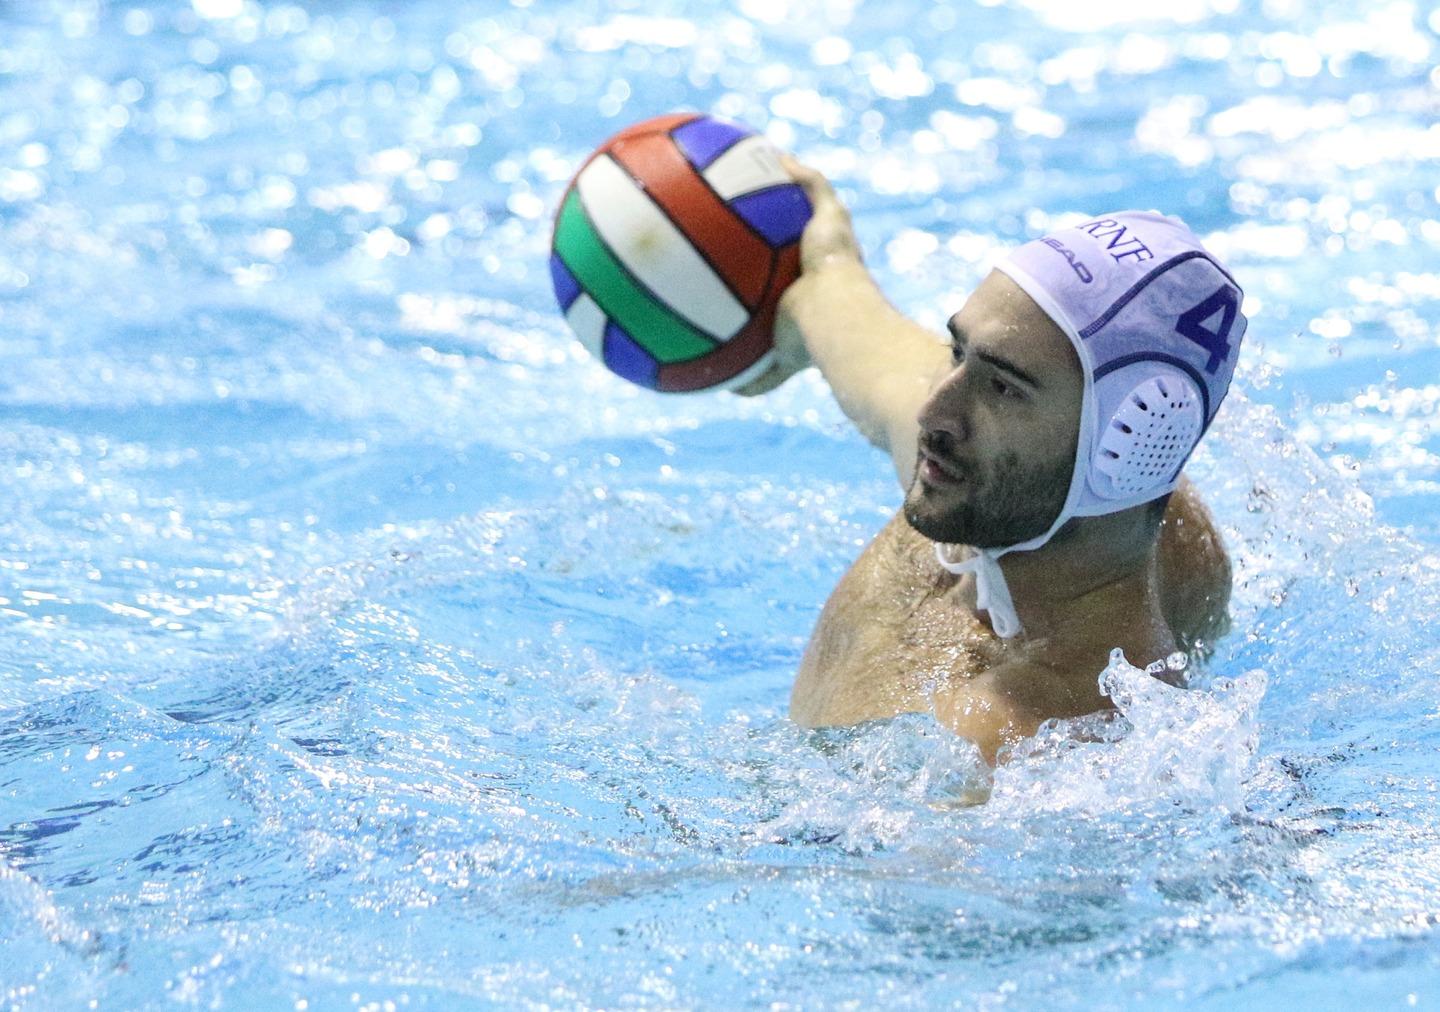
[[1176, 285, 1240, 374]]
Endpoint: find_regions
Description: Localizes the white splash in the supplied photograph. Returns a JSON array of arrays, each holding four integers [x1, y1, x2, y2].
[[992, 649, 1267, 816]]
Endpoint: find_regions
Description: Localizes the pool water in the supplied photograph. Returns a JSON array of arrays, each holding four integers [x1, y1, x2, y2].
[[3, 0, 1440, 1007]]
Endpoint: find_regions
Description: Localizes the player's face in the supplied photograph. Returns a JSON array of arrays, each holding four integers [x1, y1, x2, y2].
[[903, 270, 1084, 549]]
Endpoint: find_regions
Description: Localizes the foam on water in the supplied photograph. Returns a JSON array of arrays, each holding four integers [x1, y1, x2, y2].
[[3, 0, 1440, 1007]]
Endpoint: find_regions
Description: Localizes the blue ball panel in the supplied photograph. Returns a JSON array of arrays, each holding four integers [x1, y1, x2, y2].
[[729, 184, 813, 248], [602, 320, 660, 388], [672, 117, 749, 171], [549, 252, 583, 312]]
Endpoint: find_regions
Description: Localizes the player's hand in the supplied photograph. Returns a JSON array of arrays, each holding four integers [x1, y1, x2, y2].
[[779, 153, 863, 275], [732, 155, 862, 397]]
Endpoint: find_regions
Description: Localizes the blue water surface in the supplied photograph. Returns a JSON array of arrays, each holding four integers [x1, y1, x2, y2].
[[2, 0, 1439, 1008]]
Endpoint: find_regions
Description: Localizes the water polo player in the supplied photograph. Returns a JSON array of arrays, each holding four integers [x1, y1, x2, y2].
[[747, 157, 1246, 762]]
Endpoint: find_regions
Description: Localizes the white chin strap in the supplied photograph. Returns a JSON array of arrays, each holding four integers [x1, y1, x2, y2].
[[934, 544, 1022, 639]]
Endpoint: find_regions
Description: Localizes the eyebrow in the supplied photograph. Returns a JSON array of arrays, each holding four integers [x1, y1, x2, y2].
[[947, 319, 1043, 390]]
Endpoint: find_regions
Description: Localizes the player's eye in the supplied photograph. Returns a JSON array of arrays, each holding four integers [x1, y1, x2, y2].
[[992, 376, 1022, 399]]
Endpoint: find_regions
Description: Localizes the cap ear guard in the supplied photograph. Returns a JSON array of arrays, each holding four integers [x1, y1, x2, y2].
[[1089, 366, 1204, 501]]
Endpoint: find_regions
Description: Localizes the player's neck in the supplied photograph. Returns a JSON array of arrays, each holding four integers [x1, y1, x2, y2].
[[995, 512, 1174, 656]]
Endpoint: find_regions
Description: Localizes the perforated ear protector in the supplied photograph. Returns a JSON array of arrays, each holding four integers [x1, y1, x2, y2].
[[1090, 366, 1204, 501]]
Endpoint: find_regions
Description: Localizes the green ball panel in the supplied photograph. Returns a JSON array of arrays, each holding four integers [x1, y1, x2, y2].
[[552, 190, 716, 365]]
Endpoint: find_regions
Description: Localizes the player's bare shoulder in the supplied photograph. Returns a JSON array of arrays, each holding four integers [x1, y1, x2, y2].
[[790, 512, 1001, 727], [1156, 479, 1232, 653]]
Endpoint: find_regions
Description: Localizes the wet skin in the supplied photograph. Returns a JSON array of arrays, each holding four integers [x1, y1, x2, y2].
[[789, 481, 1229, 763], [745, 159, 1231, 763]]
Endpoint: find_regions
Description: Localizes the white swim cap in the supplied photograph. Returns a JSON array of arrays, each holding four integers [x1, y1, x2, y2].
[[937, 210, 1247, 638]]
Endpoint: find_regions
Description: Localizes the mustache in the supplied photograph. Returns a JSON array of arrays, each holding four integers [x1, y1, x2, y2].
[[917, 433, 972, 478]]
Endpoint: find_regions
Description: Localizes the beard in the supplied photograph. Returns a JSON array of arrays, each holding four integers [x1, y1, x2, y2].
[[903, 446, 1072, 549]]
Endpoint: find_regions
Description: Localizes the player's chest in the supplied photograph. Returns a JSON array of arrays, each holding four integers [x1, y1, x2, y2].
[[792, 523, 1004, 724]]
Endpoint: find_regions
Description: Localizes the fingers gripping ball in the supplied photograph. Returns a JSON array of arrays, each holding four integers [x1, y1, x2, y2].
[[549, 113, 812, 393]]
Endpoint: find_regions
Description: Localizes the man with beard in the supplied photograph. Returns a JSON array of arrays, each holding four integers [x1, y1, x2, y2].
[[743, 158, 1246, 762]]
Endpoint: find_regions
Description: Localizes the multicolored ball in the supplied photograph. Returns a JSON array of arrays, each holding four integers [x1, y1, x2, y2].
[[549, 113, 812, 392]]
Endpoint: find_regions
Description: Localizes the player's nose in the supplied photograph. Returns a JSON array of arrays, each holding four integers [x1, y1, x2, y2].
[[917, 368, 970, 442]]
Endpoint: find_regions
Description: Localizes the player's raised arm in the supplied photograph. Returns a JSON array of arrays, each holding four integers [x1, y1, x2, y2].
[[736, 157, 950, 488]]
